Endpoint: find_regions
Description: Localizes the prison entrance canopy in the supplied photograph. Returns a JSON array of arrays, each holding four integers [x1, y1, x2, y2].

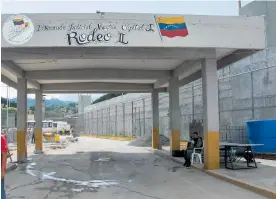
[[1, 12, 265, 169]]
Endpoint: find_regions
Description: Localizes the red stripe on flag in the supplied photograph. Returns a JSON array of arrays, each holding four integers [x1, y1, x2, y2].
[[160, 29, 189, 38]]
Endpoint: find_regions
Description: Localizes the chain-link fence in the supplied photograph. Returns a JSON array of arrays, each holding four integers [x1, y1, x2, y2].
[[74, 47, 276, 143], [76, 97, 153, 138], [1, 110, 17, 129]]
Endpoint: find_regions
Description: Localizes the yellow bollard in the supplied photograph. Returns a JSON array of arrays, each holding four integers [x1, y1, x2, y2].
[[55, 134, 60, 143]]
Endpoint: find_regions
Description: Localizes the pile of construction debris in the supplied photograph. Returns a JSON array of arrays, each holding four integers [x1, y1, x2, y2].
[[46, 136, 78, 150], [128, 134, 170, 147]]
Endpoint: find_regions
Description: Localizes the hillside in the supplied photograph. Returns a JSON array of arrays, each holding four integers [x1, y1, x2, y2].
[[2, 97, 78, 114], [10, 98, 74, 107]]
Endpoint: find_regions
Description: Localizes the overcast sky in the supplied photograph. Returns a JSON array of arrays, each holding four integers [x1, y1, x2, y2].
[[1, 0, 252, 102]]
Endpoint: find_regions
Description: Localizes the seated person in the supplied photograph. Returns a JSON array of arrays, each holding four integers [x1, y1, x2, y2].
[[183, 132, 203, 167]]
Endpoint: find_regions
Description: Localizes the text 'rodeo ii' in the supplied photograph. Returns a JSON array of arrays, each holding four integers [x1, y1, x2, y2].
[[66, 23, 155, 45]]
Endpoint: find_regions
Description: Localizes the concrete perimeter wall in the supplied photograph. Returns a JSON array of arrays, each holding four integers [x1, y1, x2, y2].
[[78, 47, 276, 143]]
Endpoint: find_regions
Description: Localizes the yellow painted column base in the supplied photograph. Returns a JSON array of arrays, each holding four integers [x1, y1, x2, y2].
[[17, 130, 27, 162], [34, 129, 43, 152], [204, 131, 220, 170], [170, 130, 180, 151], [152, 128, 159, 149]]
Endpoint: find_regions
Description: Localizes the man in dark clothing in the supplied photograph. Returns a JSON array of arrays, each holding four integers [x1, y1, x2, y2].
[[30, 128, 35, 144], [183, 132, 203, 167]]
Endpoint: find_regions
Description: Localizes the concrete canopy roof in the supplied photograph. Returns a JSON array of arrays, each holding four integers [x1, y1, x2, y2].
[[1, 12, 265, 93]]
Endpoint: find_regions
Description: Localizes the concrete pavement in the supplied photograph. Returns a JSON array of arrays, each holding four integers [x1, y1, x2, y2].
[[5, 137, 267, 199]]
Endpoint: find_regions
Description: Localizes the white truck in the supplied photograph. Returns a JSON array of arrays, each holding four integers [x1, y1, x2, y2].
[[27, 120, 55, 133], [27, 119, 56, 137], [53, 121, 70, 135]]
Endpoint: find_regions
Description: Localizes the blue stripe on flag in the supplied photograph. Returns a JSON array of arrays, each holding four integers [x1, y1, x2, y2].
[[158, 23, 187, 31]]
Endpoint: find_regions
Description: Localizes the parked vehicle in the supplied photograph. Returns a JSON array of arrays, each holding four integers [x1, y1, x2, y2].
[[27, 120, 56, 136], [53, 121, 70, 135], [42, 120, 55, 134]]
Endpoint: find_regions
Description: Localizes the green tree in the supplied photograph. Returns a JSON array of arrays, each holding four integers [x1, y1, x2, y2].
[[93, 93, 126, 104], [29, 105, 35, 112], [1, 107, 17, 111], [1, 97, 17, 108]]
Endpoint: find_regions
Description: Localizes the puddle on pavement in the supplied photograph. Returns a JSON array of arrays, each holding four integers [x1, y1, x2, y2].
[[71, 187, 85, 192], [94, 158, 111, 162], [26, 162, 120, 193]]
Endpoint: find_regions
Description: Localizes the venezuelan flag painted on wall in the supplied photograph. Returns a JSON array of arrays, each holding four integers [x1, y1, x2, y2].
[[13, 18, 25, 26], [156, 16, 188, 38]]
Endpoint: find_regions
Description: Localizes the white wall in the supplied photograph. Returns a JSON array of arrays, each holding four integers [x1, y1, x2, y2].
[[2, 13, 264, 49]]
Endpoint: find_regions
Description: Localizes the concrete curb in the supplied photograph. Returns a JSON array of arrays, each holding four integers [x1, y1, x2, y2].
[[153, 149, 276, 199], [203, 169, 276, 199]]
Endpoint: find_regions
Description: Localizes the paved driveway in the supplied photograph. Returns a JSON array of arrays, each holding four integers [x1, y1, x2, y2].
[[5, 137, 266, 199]]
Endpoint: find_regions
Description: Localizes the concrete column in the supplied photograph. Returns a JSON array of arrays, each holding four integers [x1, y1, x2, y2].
[[202, 58, 220, 170], [169, 77, 181, 154], [17, 78, 27, 162], [34, 90, 43, 154], [151, 90, 159, 149]]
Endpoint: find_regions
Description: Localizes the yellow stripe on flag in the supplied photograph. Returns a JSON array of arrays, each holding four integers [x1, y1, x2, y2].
[[156, 16, 185, 24], [13, 18, 24, 22]]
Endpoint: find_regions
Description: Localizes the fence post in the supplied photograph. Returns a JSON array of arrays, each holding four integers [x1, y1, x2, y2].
[[250, 71, 255, 120], [115, 105, 117, 136], [123, 103, 125, 136], [143, 98, 146, 136], [110, 106, 112, 136], [96, 110, 99, 136], [134, 107, 137, 136], [139, 107, 141, 137], [132, 101, 134, 137], [89, 111, 92, 135], [91, 111, 94, 135], [88, 112, 90, 135], [102, 108, 104, 135], [107, 105, 111, 135], [192, 83, 195, 121]]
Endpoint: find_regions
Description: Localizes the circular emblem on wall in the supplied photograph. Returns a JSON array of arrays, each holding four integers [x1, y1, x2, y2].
[[2, 14, 34, 45]]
